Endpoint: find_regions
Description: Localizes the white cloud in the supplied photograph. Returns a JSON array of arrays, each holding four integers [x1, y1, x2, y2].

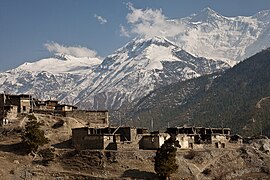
[[122, 3, 184, 38], [120, 24, 130, 37], [44, 42, 98, 58], [94, 14, 108, 24]]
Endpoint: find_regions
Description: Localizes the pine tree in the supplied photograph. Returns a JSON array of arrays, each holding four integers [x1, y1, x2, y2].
[[154, 136, 179, 179], [22, 116, 49, 153]]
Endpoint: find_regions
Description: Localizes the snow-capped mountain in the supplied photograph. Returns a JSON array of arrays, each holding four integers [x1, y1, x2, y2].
[[0, 55, 101, 100], [167, 8, 270, 65], [16, 54, 101, 75], [0, 37, 229, 109], [62, 37, 229, 109], [1, 8, 270, 111]]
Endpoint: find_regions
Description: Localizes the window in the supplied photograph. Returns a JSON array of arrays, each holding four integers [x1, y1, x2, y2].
[[221, 143, 225, 148], [23, 106, 26, 112]]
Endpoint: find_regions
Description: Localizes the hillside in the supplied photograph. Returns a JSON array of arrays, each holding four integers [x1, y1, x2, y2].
[[123, 73, 218, 129], [127, 48, 270, 136], [1, 114, 270, 179]]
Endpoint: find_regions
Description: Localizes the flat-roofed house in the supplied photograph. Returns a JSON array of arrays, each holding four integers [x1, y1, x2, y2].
[[55, 104, 77, 112]]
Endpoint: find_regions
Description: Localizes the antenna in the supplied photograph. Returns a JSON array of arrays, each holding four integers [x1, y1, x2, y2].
[[222, 119, 224, 129], [117, 109, 122, 126], [31, 95, 34, 113], [260, 119, 263, 136], [149, 110, 154, 132], [151, 118, 154, 132]]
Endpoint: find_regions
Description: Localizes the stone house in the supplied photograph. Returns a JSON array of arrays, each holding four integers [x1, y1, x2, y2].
[[66, 110, 109, 128], [44, 100, 58, 110], [167, 126, 197, 149], [33, 99, 47, 110], [137, 128, 149, 135], [72, 126, 138, 150], [229, 134, 243, 144], [19, 94, 32, 113], [139, 133, 170, 150], [0, 94, 32, 114], [33, 99, 60, 112], [175, 134, 194, 149], [55, 104, 77, 112], [166, 126, 231, 149], [212, 134, 228, 148], [0, 93, 32, 125], [72, 127, 115, 150]]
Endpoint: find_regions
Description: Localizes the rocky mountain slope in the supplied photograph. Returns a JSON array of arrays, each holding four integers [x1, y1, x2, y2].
[[0, 54, 101, 101], [1, 8, 270, 111], [127, 48, 270, 136], [0, 37, 229, 110], [168, 8, 270, 65], [66, 37, 229, 110]]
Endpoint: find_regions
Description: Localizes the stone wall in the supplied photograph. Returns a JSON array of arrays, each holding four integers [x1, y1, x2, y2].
[[33, 109, 55, 115], [115, 127, 137, 142], [0, 94, 20, 122], [82, 135, 105, 150], [212, 134, 229, 148], [139, 135, 160, 150], [66, 110, 108, 127], [72, 128, 115, 150], [116, 142, 139, 150], [176, 134, 194, 149], [72, 127, 88, 149]]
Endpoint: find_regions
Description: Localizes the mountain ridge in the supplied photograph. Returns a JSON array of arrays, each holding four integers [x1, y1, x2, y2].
[[126, 48, 270, 136], [1, 8, 270, 112]]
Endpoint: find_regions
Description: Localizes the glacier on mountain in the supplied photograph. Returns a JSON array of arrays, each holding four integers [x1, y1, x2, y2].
[[166, 8, 270, 65]]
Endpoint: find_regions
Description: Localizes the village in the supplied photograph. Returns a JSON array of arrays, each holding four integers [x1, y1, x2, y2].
[[0, 92, 243, 152]]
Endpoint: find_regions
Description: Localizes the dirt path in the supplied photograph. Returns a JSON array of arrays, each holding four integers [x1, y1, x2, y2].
[[193, 150, 231, 179], [256, 96, 270, 108]]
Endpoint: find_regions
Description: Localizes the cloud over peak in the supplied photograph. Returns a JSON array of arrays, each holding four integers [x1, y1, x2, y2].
[[44, 42, 98, 58], [121, 3, 184, 38]]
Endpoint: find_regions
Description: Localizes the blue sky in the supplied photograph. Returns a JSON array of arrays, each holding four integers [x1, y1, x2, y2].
[[1, 0, 270, 71]]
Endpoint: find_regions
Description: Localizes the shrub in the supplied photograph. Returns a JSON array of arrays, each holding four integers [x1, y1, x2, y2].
[[184, 150, 196, 160], [202, 168, 211, 175], [37, 148, 55, 166], [21, 119, 49, 153], [28, 114, 37, 120], [52, 119, 65, 129], [154, 137, 178, 179]]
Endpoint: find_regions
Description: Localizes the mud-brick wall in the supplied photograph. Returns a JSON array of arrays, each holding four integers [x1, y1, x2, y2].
[[116, 142, 139, 150], [139, 135, 160, 150], [72, 128, 88, 148], [66, 110, 109, 127], [72, 127, 110, 150], [81, 135, 105, 150]]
